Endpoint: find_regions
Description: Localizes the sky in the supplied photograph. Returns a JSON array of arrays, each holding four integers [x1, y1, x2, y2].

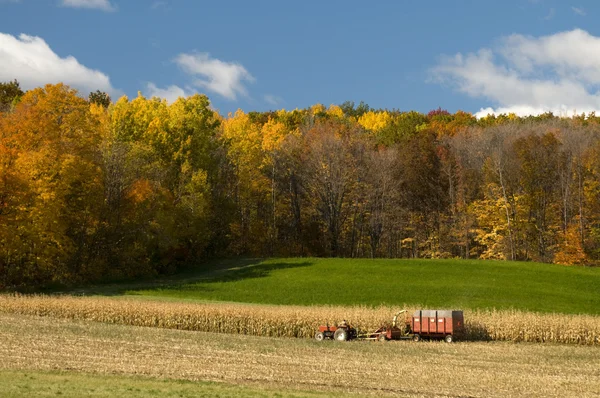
[[2, 0, 600, 117]]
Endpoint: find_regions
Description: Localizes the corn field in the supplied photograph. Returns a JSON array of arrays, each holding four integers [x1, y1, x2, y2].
[[0, 294, 598, 345]]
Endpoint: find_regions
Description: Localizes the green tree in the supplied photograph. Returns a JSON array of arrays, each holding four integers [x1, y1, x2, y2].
[[339, 100, 370, 118], [0, 80, 24, 113], [88, 90, 111, 108]]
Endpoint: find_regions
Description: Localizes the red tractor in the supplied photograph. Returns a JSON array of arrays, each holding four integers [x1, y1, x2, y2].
[[314, 320, 358, 341], [314, 313, 405, 342]]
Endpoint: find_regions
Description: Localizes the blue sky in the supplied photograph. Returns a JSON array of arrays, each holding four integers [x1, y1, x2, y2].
[[2, 0, 600, 117]]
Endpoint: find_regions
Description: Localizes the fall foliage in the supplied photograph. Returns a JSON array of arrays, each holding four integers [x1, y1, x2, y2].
[[2, 81, 600, 289]]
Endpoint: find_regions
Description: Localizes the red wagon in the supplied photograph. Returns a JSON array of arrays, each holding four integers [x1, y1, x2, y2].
[[410, 310, 464, 343]]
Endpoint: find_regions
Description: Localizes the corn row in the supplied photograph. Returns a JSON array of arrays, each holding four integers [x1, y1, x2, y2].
[[0, 294, 598, 345], [465, 309, 600, 345]]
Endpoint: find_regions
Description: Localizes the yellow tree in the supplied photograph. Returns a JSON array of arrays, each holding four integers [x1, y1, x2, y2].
[[357, 110, 392, 133], [0, 84, 105, 287], [221, 110, 270, 253], [165, 95, 219, 262], [261, 117, 297, 250], [326, 104, 344, 119], [102, 93, 219, 274]]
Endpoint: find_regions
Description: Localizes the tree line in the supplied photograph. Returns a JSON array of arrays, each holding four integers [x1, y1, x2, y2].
[[1, 81, 600, 289]]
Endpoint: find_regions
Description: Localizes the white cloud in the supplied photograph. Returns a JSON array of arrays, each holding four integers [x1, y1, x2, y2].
[[175, 52, 254, 101], [60, 0, 116, 12], [264, 94, 283, 106], [431, 29, 600, 117], [572, 6, 586, 16], [151, 1, 167, 10], [0, 32, 120, 97], [146, 82, 190, 103]]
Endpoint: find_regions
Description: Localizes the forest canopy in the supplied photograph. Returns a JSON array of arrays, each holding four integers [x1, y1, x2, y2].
[[2, 81, 600, 289]]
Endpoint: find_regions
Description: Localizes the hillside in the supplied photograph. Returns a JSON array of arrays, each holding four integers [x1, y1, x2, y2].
[[123, 258, 600, 315], [5, 85, 600, 291]]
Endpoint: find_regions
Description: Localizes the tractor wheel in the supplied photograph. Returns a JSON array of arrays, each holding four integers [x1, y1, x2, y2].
[[315, 332, 325, 341], [444, 334, 453, 343], [334, 328, 348, 341], [378, 334, 387, 342], [413, 334, 421, 342]]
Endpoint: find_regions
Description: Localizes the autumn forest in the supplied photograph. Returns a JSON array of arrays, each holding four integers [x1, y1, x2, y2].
[[2, 81, 600, 289]]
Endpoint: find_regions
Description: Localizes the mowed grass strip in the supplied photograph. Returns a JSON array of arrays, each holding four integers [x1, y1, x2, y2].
[[1, 294, 599, 344], [123, 258, 600, 315], [0, 370, 344, 398], [1, 313, 599, 398]]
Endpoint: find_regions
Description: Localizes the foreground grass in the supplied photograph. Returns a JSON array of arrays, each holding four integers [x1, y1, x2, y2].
[[1, 313, 598, 397], [122, 258, 600, 315], [0, 370, 341, 398], [2, 295, 599, 344]]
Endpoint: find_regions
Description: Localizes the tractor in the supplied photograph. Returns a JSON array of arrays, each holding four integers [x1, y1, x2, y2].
[[314, 319, 358, 341], [315, 309, 464, 343]]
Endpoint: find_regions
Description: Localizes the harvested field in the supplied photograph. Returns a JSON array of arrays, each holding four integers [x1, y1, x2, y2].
[[1, 294, 599, 344], [0, 313, 599, 397]]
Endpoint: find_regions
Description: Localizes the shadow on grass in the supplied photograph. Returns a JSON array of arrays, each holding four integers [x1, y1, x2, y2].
[[47, 258, 315, 297], [139, 259, 315, 295]]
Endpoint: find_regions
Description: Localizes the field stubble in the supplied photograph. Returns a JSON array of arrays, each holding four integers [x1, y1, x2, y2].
[[0, 313, 599, 397], [0, 294, 598, 345]]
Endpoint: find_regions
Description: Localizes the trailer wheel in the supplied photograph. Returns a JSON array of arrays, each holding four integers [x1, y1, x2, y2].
[[444, 334, 453, 343], [412, 334, 421, 342], [315, 332, 325, 341], [334, 328, 348, 341], [378, 334, 387, 342]]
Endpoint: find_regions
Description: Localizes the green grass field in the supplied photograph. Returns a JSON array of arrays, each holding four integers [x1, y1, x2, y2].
[[0, 370, 341, 398], [122, 258, 600, 315]]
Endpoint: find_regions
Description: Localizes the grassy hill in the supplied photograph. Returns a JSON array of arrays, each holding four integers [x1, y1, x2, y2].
[[122, 258, 600, 315]]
